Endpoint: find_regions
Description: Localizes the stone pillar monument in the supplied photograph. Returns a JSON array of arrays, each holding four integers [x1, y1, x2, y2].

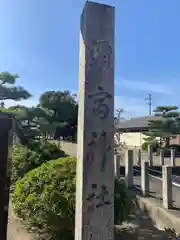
[[75, 2, 115, 240], [0, 115, 13, 240]]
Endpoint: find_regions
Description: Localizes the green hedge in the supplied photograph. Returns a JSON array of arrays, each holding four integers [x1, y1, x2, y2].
[[12, 141, 66, 184], [12, 157, 132, 240]]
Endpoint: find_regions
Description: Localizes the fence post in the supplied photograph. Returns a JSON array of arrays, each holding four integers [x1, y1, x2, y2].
[[114, 154, 120, 178], [137, 149, 141, 166], [162, 166, 172, 209], [0, 116, 13, 240], [148, 144, 153, 166], [170, 148, 175, 166], [141, 161, 149, 196], [160, 149, 164, 165], [125, 150, 133, 188]]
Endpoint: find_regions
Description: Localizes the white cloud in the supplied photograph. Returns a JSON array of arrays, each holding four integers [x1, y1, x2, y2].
[[118, 79, 173, 95]]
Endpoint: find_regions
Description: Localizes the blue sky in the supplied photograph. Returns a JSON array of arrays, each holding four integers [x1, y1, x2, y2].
[[1, 0, 180, 118]]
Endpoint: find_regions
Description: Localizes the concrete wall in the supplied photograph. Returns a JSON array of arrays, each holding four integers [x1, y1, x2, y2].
[[170, 135, 180, 145]]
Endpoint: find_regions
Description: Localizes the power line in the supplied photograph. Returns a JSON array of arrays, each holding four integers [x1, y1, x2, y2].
[[145, 94, 152, 116]]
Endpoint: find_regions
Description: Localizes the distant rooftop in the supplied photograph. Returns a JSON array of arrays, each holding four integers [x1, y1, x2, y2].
[[115, 115, 162, 131]]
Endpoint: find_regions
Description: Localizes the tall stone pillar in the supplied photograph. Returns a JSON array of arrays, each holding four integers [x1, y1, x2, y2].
[[162, 166, 172, 209], [141, 161, 149, 196], [137, 149, 141, 166], [114, 154, 120, 178], [148, 144, 153, 166], [125, 150, 134, 188], [75, 2, 115, 240], [170, 148, 175, 166], [160, 149, 164, 165], [0, 115, 13, 240]]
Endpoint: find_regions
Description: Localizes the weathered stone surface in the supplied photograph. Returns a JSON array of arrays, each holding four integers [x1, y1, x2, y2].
[[141, 161, 149, 196], [75, 2, 115, 240], [160, 149, 164, 165], [162, 166, 172, 209], [148, 145, 153, 166], [170, 148, 175, 166], [137, 149, 141, 166], [125, 150, 133, 188]]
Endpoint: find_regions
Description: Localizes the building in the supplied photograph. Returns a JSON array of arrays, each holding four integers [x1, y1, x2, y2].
[[115, 116, 161, 148], [115, 115, 180, 148]]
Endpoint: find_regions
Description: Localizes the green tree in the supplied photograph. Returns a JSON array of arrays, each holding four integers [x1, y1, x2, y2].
[[39, 91, 78, 140], [0, 72, 31, 101], [39, 90, 77, 120], [144, 105, 180, 148], [0, 105, 38, 145]]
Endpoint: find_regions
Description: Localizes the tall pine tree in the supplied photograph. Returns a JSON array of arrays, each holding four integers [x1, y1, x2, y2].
[[144, 106, 180, 148]]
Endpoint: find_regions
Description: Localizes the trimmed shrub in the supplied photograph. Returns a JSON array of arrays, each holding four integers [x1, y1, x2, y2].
[[12, 157, 76, 240], [12, 157, 132, 240], [27, 140, 67, 160], [114, 178, 132, 224], [12, 141, 66, 184]]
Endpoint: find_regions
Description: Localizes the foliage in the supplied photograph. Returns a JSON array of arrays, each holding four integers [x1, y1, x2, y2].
[[28, 140, 67, 160], [144, 105, 180, 149], [114, 178, 133, 224], [0, 86, 78, 142], [141, 141, 160, 153], [39, 90, 77, 115], [12, 158, 132, 240], [12, 141, 66, 184], [39, 91, 78, 141], [12, 157, 76, 240], [0, 71, 31, 101], [141, 142, 148, 152]]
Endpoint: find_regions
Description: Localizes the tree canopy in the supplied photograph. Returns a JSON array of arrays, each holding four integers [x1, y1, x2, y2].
[[0, 72, 31, 101], [0, 88, 78, 143], [144, 105, 180, 148], [39, 90, 78, 140], [0, 71, 80, 143]]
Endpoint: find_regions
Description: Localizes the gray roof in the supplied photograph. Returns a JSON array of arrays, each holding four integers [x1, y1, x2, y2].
[[116, 115, 162, 130]]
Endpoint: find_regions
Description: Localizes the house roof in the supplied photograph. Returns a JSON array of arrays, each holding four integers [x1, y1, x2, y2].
[[115, 115, 162, 131]]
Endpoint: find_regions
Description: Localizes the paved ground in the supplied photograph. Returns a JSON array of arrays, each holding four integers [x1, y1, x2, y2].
[[7, 202, 33, 240], [60, 141, 77, 157]]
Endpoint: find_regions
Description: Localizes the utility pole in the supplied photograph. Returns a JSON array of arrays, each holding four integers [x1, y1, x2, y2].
[[145, 94, 152, 116]]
